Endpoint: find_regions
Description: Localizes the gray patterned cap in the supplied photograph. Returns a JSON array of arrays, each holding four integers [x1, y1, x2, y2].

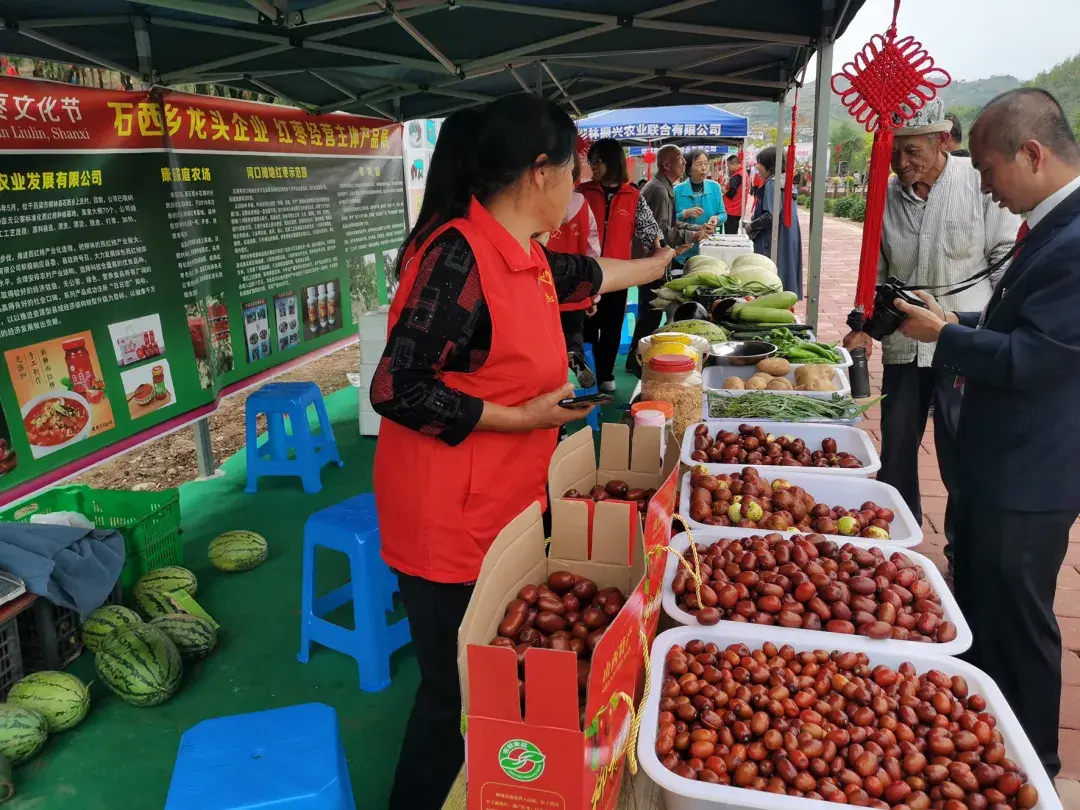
[[890, 97, 952, 136]]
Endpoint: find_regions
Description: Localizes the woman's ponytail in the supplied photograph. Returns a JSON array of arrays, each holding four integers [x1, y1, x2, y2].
[[395, 106, 486, 279]]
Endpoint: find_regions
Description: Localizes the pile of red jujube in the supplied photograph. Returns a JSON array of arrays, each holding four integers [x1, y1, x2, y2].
[[689, 423, 864, 469], [686, 466, 894, 538], [671, 533, 958, 644], [563, 479, 657, 514], [655, 641, 1039, 809], [490, 571, 626, 709]]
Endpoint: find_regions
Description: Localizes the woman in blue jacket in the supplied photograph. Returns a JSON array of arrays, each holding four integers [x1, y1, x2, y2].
[[673, 149, 725, 266]]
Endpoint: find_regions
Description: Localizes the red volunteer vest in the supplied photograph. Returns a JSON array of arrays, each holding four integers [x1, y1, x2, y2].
[[579, 181, 638, 260], [724, 168, 745, 217], [547, 202, 594, 313], [375, 199, 568, 584]]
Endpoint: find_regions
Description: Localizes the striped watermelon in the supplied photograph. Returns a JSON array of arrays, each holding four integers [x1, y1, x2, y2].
[[134, 566, 198, 598], [0, 705, 48, 763], [95, 625, 182, 707], [134, 588, 185, 621], [150, 614, 217, 659], [208, 530, 268, 572], [82, 605, 143, 652], [7, 671, 90, 732]]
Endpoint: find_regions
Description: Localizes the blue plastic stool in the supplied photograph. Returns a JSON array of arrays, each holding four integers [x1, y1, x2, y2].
[[165, 703, 355, 810], [619, 301, 639, 355], [245, 382, 342, 494], [574, 344, 601, 432], [298, 493, 411, 692]]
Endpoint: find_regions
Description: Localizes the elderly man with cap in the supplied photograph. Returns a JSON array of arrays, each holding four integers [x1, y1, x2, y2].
[[843, 99, 1020, 571]]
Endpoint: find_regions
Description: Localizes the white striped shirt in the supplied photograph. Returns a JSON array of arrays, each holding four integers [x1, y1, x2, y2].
[[878, 154, 1021, 366]]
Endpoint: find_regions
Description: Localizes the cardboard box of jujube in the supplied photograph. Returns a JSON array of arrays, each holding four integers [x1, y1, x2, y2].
[[457, 466, 678, 810]]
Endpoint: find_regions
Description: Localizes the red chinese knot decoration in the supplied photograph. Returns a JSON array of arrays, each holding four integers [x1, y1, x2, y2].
[[830, 0, 950, 313]]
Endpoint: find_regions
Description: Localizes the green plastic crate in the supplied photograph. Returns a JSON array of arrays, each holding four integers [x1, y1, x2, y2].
[[0, 485, 182, 593]]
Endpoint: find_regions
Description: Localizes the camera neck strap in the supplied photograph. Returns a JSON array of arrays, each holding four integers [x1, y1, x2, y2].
[[900, 243, 1018, 298]]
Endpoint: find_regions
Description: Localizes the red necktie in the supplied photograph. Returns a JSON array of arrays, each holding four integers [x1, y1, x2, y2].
[[1016, 221, 1030, 244]]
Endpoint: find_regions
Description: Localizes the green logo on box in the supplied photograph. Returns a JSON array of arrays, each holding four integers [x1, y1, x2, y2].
[[499, 739, 546, 782]]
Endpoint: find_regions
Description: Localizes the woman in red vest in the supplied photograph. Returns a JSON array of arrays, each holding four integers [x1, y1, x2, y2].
[[578, 138, 662, 392], [547, 148, 602, 387], [722, 153, 745, 234], [370, 96, 672, 810]]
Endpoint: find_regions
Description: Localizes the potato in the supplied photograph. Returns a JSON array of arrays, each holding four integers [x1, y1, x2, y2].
[[722, 376, 745, 390], [744, 376, 768, 390], [794, 366, 831, 386], [766, 378, 793, 390], [757, 357, 791, 376], [806, 377, 836, 391], [750, 372, 772, 382]]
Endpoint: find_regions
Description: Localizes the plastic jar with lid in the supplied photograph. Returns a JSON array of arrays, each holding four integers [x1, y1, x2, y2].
[[640, 355, 702, 442]]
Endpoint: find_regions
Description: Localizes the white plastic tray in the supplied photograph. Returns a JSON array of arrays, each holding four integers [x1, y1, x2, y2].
[[681, 420, 880, 477], [660, 529, 969, 655], [704, 365, 851, 399], [638, 626, 1061, 810], [677, 470, 922, 547]]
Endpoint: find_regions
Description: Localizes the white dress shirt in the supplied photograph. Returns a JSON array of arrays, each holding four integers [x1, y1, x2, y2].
[[1026, 173, 1080, 231]]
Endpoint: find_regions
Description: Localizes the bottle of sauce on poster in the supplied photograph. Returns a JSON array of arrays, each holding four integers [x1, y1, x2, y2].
[[63, 338, 96, 396], [152, 365, 167, 401], [317, 284, 328, 328], [306, 287, 318, 333], [326, 282, 336, 325]]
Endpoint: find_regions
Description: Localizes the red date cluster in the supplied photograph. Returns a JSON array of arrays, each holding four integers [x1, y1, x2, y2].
[[690, 424, 864, 469], [686, 466, 894, 539], [655, 641, 1039, 809], [671, 533, 957, 644], [490, 571, 626, 710], [563, 479, 657, 515]]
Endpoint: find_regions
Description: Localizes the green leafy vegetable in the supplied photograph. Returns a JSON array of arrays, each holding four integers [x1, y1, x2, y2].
[[706, 390, 883, 422]]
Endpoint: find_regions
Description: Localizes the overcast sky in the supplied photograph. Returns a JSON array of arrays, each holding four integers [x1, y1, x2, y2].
[[804, 0, 1080, 83]]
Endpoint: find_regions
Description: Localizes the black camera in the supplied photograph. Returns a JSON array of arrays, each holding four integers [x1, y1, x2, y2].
[[862, 277, 929, 340]]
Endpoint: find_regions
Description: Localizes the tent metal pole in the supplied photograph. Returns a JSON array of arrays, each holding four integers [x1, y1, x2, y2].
[[541, 61, 581, 116], [806, 38, 835, 333], [453, 0, 810, 45], [372, 0, 460, 75], [193, 419, 216, 479], [127, 0, 258, 24], [17, 27, 138, 76], [769, 96, 786, 264], [306, 4, 437, 40], [21, 16, 130, 27], [132, 15, 154, 86], [161, 44, 294, 81], [301, 0, 383, 24], [510, 68, 532, 94]]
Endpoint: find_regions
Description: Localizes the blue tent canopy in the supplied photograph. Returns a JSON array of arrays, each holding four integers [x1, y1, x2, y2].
[[578, 105, 748, 145]]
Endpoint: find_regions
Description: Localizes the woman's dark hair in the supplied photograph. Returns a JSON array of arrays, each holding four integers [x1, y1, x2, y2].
[[686, 149, 709, 172], [395, 94, 577, 278], [757, 146, 782, 174], [587, 138, 629, 185]]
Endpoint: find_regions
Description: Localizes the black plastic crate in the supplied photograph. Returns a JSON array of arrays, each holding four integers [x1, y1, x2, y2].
[[0, 617, 24, 698], [17, 598, 82, 673]]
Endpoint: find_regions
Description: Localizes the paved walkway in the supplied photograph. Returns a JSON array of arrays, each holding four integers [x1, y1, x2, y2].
[[803, 212, 1080, 803]]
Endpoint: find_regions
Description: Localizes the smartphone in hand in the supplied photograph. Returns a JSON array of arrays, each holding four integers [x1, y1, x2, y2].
[[557, 393, 613, 409]]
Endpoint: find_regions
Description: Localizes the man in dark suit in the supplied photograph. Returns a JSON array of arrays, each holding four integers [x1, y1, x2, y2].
[[897, 87, 1080, 779]]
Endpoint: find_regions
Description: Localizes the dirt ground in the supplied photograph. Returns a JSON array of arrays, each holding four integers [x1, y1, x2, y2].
[[70, 346, 359, 492]]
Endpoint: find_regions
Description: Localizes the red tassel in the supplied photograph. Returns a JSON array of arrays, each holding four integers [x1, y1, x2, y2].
[[855, 129, 895, 314], [783, 99, 798, 228]]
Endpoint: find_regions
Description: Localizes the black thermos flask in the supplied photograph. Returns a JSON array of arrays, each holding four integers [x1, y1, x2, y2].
[[849, 347, 871, 399]]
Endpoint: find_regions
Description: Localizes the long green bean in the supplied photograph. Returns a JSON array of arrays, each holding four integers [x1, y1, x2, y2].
[[707, 390, 883, 422]]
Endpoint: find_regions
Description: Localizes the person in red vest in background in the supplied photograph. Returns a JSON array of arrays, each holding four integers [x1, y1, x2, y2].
[[578, 137, 662, 392], [1, 57, 18, 77], [546, 147, 602, 388], [721, 154, 745, 234]]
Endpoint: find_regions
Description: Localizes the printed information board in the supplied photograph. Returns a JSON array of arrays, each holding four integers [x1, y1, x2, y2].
[[0, 78, 407, 502]]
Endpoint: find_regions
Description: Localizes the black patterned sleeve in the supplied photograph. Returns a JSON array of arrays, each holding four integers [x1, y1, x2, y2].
[[369, 230, 487, 446], [543, 246, 602, 306]]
